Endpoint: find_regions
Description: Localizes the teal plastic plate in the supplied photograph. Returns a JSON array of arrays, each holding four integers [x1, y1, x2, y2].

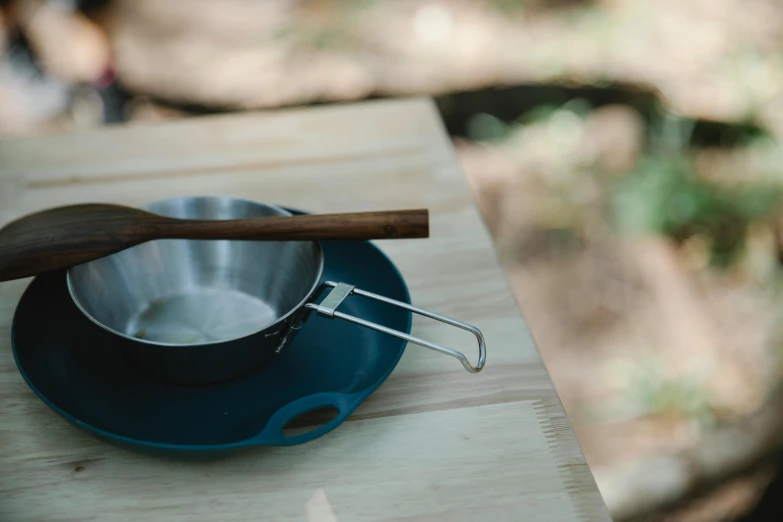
[[12, 236, 411, 458]]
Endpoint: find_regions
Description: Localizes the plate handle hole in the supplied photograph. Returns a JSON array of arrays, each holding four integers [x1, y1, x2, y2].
[[282, 406, 340, 438]]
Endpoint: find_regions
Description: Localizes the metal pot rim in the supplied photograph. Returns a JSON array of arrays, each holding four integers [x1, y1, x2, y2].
[[65, 195, 326, 348]]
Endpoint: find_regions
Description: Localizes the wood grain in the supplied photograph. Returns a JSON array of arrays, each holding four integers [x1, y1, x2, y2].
[[0, 98, 610, 521], [0, 204, 429, 281]]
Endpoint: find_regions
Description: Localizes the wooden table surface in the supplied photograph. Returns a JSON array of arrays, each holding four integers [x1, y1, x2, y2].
[[0, 98, 609, 521]]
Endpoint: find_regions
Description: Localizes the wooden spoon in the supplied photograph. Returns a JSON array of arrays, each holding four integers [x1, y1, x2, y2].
[[0, 204, 429, 282]]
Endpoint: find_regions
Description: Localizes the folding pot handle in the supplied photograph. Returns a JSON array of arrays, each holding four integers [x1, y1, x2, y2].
[[304, 282, 486, 373]]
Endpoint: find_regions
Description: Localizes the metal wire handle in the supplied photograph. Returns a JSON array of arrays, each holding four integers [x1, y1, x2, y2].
[[304, 281, 486, 373]]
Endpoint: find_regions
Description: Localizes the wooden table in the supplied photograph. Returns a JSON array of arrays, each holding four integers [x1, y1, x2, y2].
[[0, 98, 609, 521]]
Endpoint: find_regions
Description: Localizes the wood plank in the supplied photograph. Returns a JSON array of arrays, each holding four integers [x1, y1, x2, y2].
[[0, 98, 609, 521]]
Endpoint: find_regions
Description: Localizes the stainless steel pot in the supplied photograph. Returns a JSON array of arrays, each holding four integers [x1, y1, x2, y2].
[[66, 196, 486, 384]]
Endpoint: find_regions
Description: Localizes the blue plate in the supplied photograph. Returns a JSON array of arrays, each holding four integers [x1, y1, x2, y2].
[[11, 237, 411, 458]]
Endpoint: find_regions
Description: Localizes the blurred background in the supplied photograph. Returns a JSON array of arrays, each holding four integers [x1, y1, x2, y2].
[[3, 0, 783, 519]]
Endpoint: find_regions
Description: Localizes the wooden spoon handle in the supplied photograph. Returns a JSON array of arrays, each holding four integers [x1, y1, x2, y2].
[[0, 208, 430, 282], [165, 209, 430, 241]]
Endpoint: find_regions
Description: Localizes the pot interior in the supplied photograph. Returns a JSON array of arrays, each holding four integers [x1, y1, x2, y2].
[[67, 197, 323, 345]]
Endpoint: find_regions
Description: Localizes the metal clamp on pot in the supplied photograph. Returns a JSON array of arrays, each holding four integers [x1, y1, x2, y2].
[[305, 281, 486, 373]]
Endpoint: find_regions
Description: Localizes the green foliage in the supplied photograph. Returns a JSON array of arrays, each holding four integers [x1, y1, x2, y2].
[[632, 362, 715, 426], [466, 99, 591, 142], [466, 113, 512, 142], [274, 24, 353, 50], [516, 104, 560, 126], [594, 354, 715, 426], [484, 0, 595, 15], [486, 0, 528, 15], [466, 104, 781, 270], [611, 154, 783, 268]]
